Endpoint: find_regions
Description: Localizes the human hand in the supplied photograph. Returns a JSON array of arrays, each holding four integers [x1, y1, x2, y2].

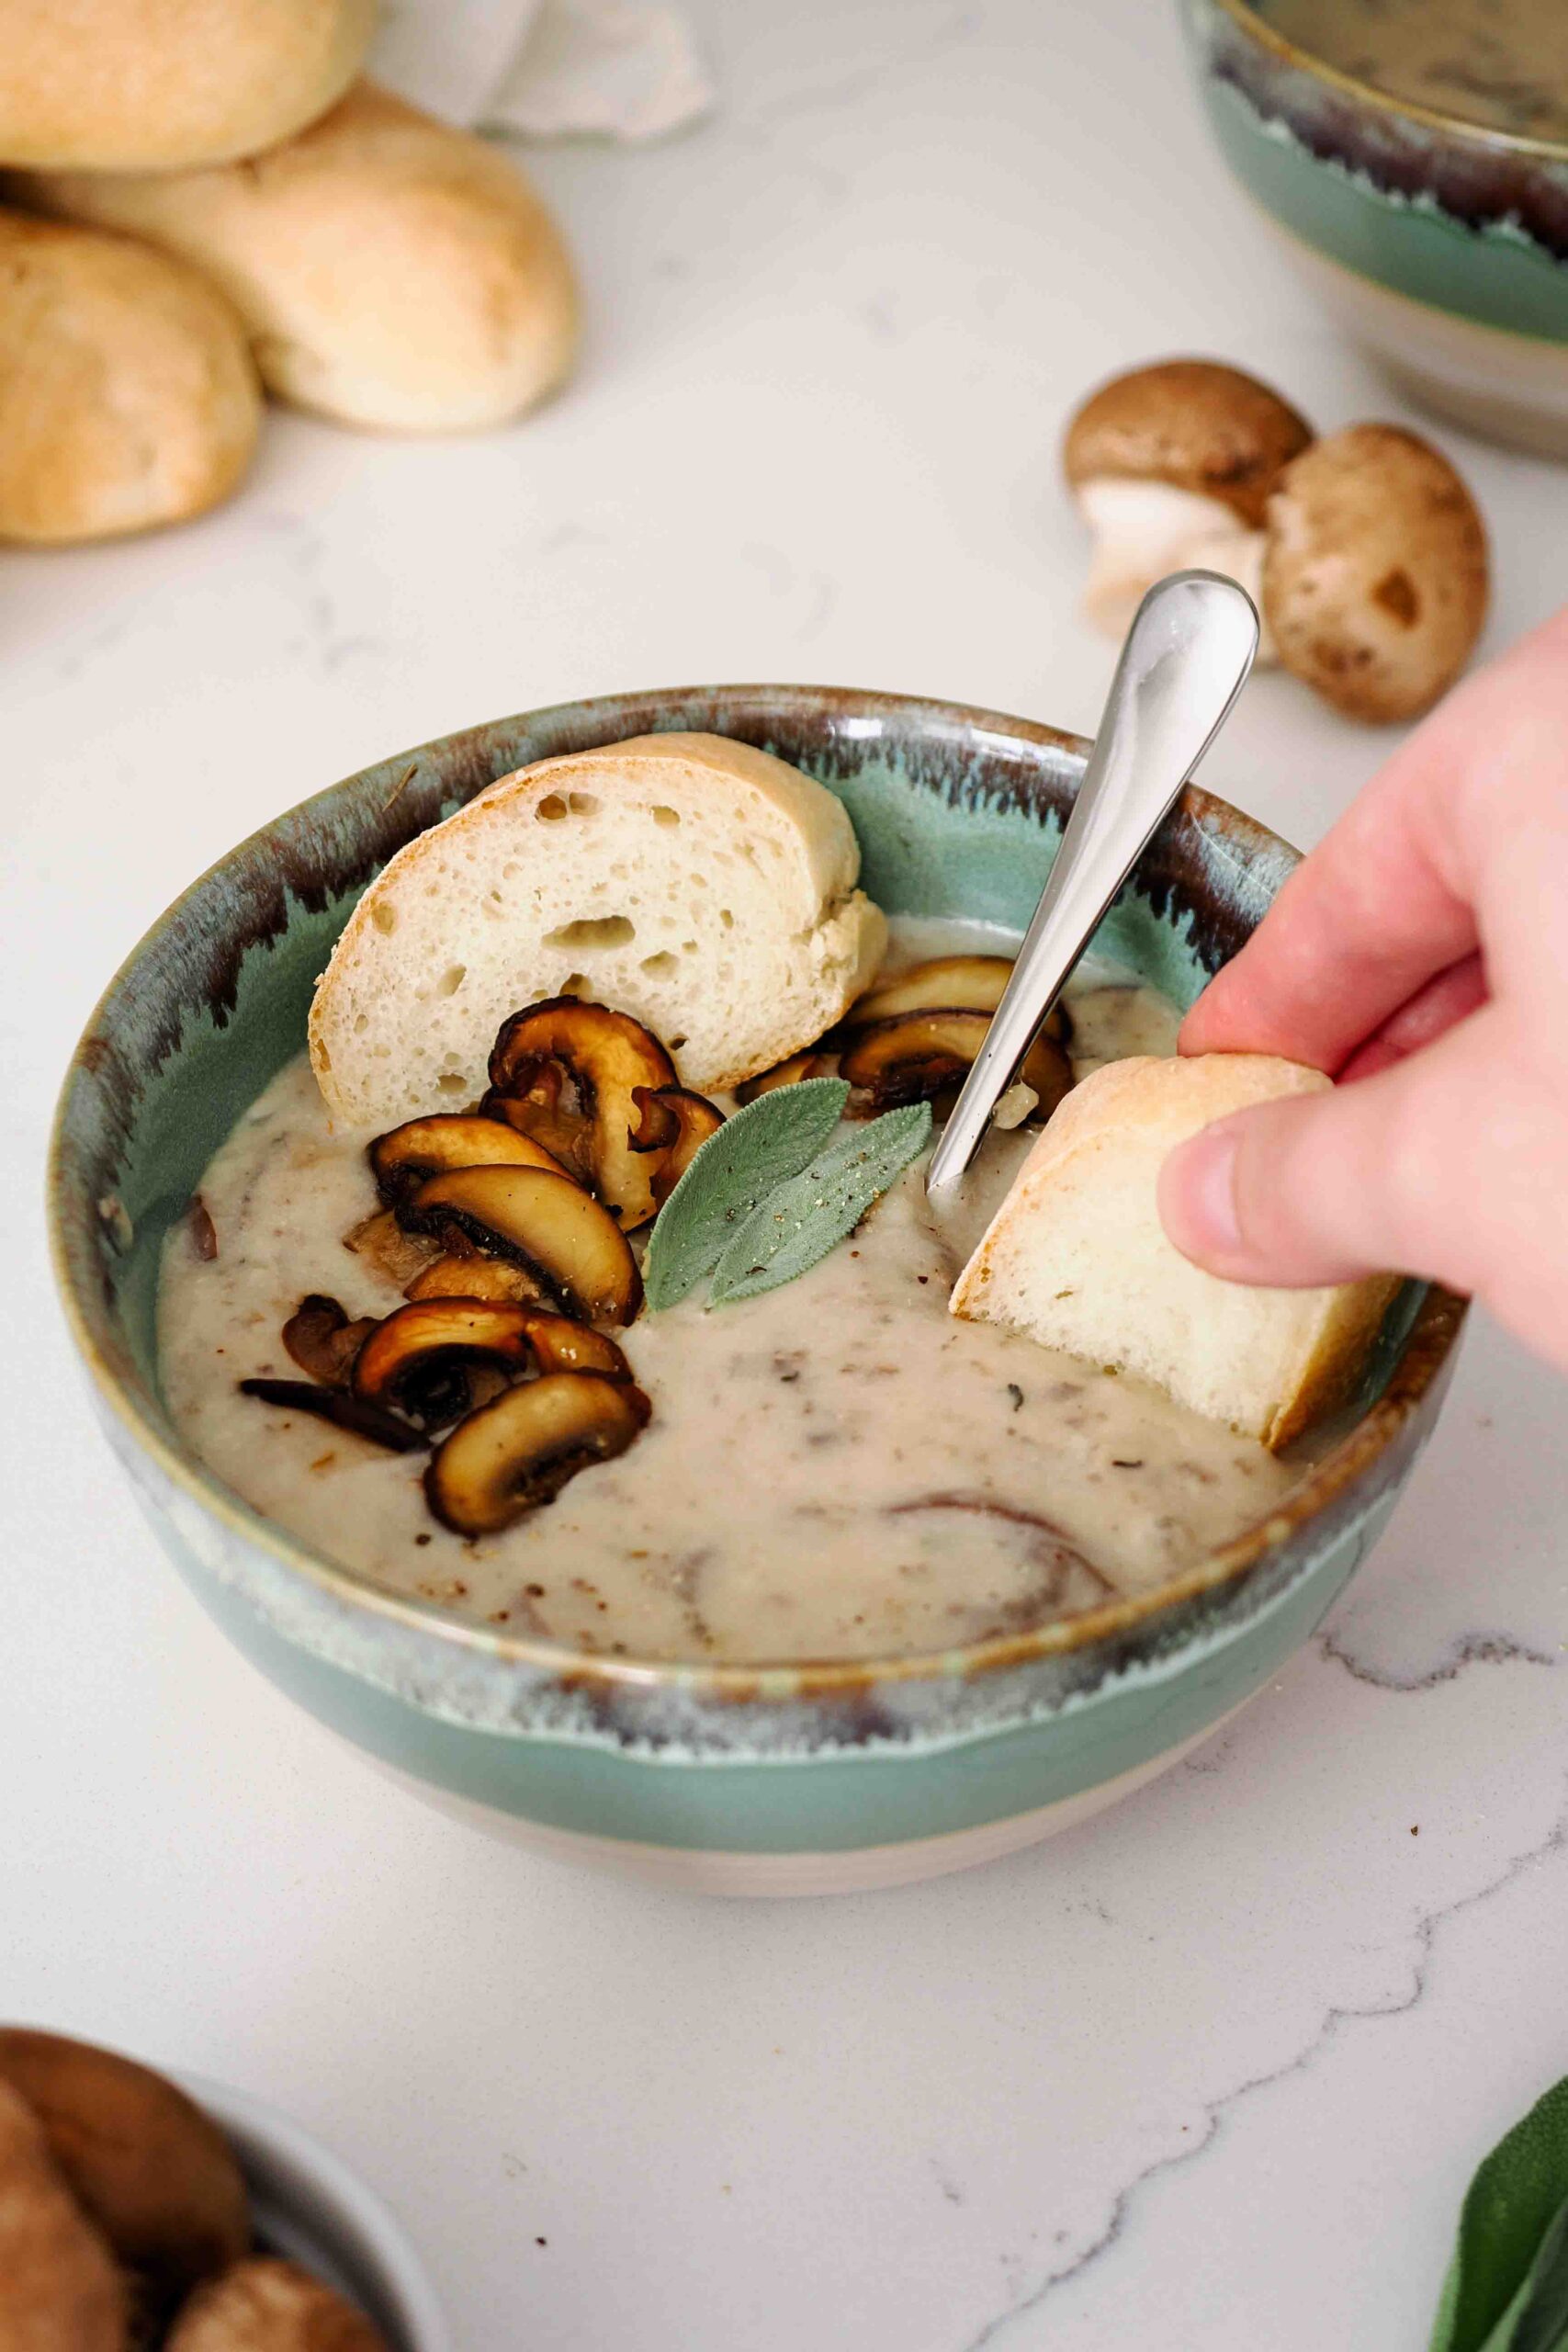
[[1157, 605, 1568, 1374]]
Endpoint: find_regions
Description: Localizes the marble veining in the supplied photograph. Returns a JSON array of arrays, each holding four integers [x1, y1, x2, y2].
[[956, 1761, 1568, 2349], [7, 0, 1568, 2346], [1317, 1623, 1560, 1690]]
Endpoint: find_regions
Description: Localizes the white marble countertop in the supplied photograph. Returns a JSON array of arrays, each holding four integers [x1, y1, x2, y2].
[[6, 2, 1567, 2344]]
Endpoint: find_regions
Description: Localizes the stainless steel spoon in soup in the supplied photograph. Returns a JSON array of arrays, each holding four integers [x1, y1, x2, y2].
[[925, 568, 1260, 1211]]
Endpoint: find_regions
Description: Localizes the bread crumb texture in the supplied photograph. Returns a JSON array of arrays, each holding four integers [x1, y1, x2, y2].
[[952, 1053, 1398, 1449], [310, 731, 886, 1123]]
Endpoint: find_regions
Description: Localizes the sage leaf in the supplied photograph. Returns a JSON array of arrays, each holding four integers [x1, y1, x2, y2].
[[709, 1102, 932, 1305], [1510, 2197, 1568, 2352], [642, 1078, 849, 1310], [1431, 2076, 1568, 2352]]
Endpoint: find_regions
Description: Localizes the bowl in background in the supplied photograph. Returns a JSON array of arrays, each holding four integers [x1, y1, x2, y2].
[[49, 684, 1466, 1896], [1181, 0, 1568, 459], [179, 2072, 449, 2352]]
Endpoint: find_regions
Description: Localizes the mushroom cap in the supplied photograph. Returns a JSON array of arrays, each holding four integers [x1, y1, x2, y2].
[[1262, 424, 1489, 724], [1062, 359, 1313, 527]]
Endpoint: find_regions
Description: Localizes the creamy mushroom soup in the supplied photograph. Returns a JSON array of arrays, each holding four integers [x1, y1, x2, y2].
[[159, 925, 1299, 1665], [1260, 0, 1568, 142]]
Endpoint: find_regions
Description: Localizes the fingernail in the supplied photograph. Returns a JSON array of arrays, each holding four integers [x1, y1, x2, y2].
[[1163, 1125, 1244, 1261]]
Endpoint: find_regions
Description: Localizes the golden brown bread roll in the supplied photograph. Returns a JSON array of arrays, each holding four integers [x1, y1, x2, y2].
[[0, 209, 261, 543], [17, 83, 580, 434], [0, 0, 378, 171], [952, 1055, 1398, 1450]]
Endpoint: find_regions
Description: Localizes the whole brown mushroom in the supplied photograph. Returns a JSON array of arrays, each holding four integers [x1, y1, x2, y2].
[[1064, 362, 1489, 721], [1261, 424, 1489, 723], [1063, 357, 1313, 637]]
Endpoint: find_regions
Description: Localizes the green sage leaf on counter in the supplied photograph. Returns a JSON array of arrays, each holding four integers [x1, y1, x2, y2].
[[1509, 2199, 1568, 2352], [1430, 2075, 1568, 2352], [709, 1101, 932, 1305], [642, 1078, 849, 1310]]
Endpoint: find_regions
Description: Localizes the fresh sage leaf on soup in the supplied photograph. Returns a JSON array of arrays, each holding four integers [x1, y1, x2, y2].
[[1430, 2075, 1568, 2352], [709, 1102, 932, 1306], [643, 1078, 849, 1310]]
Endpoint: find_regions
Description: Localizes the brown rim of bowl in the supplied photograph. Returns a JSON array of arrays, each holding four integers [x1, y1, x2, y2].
[[1209, 0, 1568, 164], [48, 685, 1470, 1706]]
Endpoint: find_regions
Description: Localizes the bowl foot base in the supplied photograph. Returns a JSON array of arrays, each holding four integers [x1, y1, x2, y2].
[[361, 1705, 1250, 1896], [1263, 223, 1568, 460]]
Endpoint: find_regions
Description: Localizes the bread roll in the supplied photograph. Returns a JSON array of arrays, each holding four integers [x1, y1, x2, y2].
[[17, 83, 580, 433], [310, 730, 887, 1123], [951, 1054, 1399, 1450], [0, 0, 376, 171], [0, 209, 261, 544]]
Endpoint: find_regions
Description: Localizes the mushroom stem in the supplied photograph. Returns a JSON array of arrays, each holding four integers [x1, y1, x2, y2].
[[1077, 479, 1275, 653]]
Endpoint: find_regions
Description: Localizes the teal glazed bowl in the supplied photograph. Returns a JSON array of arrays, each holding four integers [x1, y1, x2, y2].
[[1181, 0, 1568, 458], [50, 687, 1465, 1896]]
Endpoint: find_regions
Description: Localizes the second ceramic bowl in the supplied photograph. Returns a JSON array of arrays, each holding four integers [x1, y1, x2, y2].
[[1182, 0, 1568, 458], [50, 685, 1465, 1895]]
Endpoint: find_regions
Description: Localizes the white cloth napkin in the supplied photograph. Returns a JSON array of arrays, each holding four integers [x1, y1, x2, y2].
[[372, 0, 714, 141]]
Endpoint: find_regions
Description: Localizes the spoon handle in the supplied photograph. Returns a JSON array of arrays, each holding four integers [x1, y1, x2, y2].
[[924, 569, 1259, 1207]]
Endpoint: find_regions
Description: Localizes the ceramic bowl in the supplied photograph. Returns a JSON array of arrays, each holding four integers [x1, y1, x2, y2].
[[1181, 0, 1568, 459], [50, 685, 1465, 1897], [179, 2074, 450, 2352]]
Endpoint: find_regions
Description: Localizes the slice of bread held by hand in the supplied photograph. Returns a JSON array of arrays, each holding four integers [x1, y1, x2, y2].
[[310, 731, 886, 1126], [951, 1054, 1399, 1451]]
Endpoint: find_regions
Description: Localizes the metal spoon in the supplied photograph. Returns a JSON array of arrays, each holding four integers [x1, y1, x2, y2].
[[924, 569, 1259, 1209]]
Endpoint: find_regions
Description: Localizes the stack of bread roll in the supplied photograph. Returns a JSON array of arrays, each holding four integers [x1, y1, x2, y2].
[[0, 0, 580, 545]]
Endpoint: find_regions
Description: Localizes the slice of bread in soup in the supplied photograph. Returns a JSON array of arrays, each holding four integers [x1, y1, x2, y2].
[[951, 1053, 1399, 1451], [310, 731, 886, 1123]]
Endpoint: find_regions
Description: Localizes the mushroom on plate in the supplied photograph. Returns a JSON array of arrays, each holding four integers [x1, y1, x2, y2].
[[1063, 358, 1313, 642], [164, 2254, 390, 2351], [0, 2027, 250, 2323]]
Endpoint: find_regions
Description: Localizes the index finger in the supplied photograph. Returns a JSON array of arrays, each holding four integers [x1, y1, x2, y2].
[[1179, 606, 1568, 1071]]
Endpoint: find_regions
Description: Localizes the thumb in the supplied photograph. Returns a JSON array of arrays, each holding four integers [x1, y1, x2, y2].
[[1156, 1019, 1507, 1295]]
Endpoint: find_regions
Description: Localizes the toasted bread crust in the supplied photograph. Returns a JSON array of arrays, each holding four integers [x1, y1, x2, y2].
[[310, 731, 886, 1123], [952, 1054, 1397, 1451]]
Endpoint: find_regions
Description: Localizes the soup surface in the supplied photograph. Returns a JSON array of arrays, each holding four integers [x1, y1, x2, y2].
[[158, 924, 1298, 1666], [1259, 0, 1568, 141]]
